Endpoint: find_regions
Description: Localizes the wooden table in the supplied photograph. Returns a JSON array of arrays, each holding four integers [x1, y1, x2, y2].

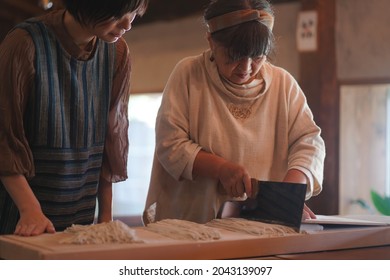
[[1, 225, 389, 260]]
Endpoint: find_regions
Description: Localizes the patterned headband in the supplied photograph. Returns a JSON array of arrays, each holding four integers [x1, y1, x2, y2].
[[206, 9, 274, 33]]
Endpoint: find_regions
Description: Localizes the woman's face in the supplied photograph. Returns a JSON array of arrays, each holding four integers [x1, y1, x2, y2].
[[92, 11, 137, 43], [209, 37, 264, 85]]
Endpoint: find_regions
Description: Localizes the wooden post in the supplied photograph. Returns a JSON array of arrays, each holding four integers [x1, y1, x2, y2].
[[299, 0, 339, 214]]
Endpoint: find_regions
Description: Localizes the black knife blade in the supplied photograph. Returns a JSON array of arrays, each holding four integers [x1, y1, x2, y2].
[[239, 179, 307, 232]]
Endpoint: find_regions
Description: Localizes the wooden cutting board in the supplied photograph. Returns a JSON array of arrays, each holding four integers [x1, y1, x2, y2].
[[1, 225, 389, 259]]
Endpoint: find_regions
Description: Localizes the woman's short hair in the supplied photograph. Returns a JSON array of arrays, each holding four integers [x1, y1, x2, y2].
[[64, 0, 149, 26], [204, 0, 275, 62]]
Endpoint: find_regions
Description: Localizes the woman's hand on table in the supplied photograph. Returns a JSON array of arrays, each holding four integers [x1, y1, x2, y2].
[[14, 209, 55, 236], [302, 203, 316, 220]]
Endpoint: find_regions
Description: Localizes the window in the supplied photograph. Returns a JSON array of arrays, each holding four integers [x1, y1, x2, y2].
[[112, 93, 162, 218], [339, 84, 390, 215]]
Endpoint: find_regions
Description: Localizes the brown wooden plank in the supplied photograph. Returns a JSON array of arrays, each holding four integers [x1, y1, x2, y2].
[[276, 246, 390, 260], [299, 0, 339, 215]]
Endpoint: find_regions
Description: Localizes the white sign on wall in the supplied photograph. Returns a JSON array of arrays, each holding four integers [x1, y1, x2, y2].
[[296, 11, 318, 52]]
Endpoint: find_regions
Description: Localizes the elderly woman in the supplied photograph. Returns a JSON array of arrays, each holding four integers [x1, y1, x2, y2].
[[143, 0, 325, 225]]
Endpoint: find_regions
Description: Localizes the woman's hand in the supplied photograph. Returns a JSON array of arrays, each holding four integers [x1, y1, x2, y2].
[[282, 169, 316, 221], [193, 150, 252, 198], [217, 161, 252, 198], [302, 203, 316, 220], [1, 174, 55, 236], [14, 209, 55, 236]]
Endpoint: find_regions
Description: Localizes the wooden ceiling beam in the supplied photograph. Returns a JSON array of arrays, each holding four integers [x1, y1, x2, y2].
[[136, 0, 299, 25], [2, 0, 44, 16]]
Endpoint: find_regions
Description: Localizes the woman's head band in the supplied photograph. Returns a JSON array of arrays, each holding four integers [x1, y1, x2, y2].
[[206, 9, 274, 33]]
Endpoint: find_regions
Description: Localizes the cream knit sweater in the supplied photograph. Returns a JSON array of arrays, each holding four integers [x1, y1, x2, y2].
[[143, 49, 325, 224]]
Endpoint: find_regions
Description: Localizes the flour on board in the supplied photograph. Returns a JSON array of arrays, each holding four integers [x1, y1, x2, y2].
[[206, 218, 299, 237], [60, 220, 143, 244], [145, 219, 221, 241]]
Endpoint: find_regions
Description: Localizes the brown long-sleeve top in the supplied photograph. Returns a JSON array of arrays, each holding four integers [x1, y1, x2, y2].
[[0, 10, 131, 182]]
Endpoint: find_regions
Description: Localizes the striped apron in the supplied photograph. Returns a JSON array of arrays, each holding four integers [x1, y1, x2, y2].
[[0, 19, 116, 233]]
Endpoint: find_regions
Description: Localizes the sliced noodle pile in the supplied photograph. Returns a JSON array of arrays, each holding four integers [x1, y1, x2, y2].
[[206, 218, 298, 237], [60, 220, 143, 244], [145, 219, 221, 241]]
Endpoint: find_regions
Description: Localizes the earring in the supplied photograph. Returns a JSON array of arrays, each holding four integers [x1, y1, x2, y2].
[[210, 53, 215, 62]]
